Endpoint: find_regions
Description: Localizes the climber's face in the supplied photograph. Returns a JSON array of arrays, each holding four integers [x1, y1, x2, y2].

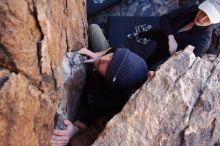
[[195, 10, 212, 26], [95, 53, 113, 76]]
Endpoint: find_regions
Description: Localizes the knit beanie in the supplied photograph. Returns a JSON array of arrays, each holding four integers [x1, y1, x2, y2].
[[105, 48, 148, 89], [199, 0, 220, 24]]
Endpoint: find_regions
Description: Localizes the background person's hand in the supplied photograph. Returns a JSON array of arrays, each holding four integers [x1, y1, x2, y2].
[[50, 120, 79, 146], [168, 35, 178, 55]]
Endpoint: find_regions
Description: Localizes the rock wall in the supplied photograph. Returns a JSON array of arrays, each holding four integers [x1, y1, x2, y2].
[[89, 0, 179, 25], [0, 0, 87, 146], [93, 46, 220, 146]]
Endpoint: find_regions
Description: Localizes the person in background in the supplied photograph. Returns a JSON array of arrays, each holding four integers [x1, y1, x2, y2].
[[50, 24, 150, 146], [139, 0, 220, 67]]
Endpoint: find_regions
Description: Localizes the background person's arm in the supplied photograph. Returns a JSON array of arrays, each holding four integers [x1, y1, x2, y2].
[[191, 35, 211, 57], [160, 5, 197, 54], [160, 5, 197, 37]]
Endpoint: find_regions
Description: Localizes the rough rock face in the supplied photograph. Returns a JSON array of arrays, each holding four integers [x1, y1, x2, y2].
[[93, 46, 220, 146], [0, 0, 87, 146], [89, 0, 179, 24], [0, 73, 55, 146], [55, 52, 86, 130], [179, 0, 204, 6]]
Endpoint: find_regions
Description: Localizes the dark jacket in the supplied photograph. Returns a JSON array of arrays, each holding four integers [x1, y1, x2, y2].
[[160, 4, 214, 56], [79, 64, 132, 126]]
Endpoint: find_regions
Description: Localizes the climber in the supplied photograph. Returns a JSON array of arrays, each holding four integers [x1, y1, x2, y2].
[[139, 0, 220, 67], [50, 24, 153, 146]]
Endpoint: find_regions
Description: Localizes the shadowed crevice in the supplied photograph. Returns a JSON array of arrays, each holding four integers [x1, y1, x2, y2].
[[65, 28, 70, 52], [179, 125, 189, 146], [28, 0, 44, 75], [63, 0, 68, 15], [0, 77, 9, 89], [50, 62, 57, 90], [210, 118, 216, 138], [0, 44, 18, 73]]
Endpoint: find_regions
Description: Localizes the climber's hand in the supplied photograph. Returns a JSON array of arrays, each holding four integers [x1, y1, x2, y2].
[[50, 120, 79, 146]]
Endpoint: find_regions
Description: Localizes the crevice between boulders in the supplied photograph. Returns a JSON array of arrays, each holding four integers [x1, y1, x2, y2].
[[50, 62, 57, 90], [65, 28, 70, 52], [63, 0, 68, 15], [179, 125, 189, 146], [0, 44, 18, 89], [0, 77, 8, 89], [210, 118, 216, 138], [0, 44, 18, 73], [29, 0, 44, 75]]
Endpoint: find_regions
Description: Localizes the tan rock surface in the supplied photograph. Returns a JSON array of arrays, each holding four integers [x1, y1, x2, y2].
[[0, 73, 55, 146], [93, 46, 220, 146], [0, 0, 87, 145], [0, 0, 87, 88]]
